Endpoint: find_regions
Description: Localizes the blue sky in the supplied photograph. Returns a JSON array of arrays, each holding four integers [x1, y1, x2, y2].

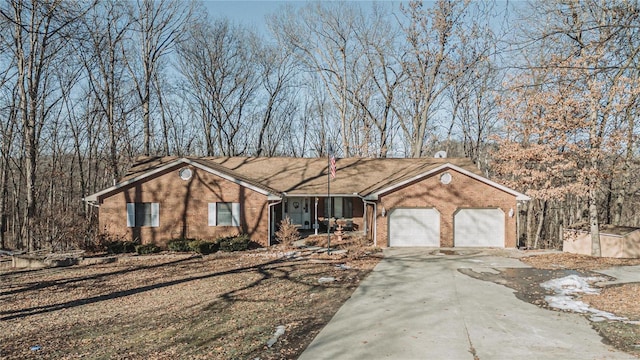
[[202, 1, 304, 34], [201, 1, 405, 35]]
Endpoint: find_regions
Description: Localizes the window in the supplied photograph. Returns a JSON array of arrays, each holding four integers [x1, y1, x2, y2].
[[324, 197, 353, 218], [334, 197, 343, 217], [343, 197, 353, 218], [126, 203, 159, 227], [208, 202, 240, 226]]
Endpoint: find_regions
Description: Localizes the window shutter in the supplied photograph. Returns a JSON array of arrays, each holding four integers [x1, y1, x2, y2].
[[151, 203, 160, 227], [208, 203, 217, 226], [231, 203, 241, 226], [126, 203, 135, 227]]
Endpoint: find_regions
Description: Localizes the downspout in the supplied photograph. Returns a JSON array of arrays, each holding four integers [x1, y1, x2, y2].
[[268, 200, 282, 246], [356, 194, 377, 247]]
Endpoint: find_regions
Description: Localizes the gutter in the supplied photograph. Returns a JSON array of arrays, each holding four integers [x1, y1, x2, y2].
[[83, 199, 100, 208]]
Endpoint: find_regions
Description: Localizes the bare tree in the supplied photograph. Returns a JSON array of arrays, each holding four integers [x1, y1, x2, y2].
[[177, 17, 259, 156], [352, 4, 405, 157], [127, 0, 193, 156], [0, 0, 93, 250], [397, 0, 492, 158], [252, 41, 299, 156], [77, 0, 134, 180], [269, 2, 365, 156]]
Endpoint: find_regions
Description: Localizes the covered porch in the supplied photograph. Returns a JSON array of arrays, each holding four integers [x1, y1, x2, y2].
[[269, 196, 367, 242]]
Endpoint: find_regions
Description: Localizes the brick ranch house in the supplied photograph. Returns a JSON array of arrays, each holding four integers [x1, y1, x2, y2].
[[84, 156, 530, 248]]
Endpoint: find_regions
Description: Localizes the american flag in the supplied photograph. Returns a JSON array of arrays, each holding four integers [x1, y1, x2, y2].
[[330, 153, 336, 179]]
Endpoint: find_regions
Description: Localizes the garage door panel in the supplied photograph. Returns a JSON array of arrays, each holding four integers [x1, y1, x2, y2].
[[454, 208, 504, 247], [389, 208, 440, 247]]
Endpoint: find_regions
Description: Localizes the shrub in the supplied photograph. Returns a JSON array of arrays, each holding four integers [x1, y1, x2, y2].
[[275, 217, 300, 248], [344, 235, 375, 259], [188, 239, 218, 255], [106, 240, 137, 254], [217, 234, 251, 252], [167, 238, 192, 252], [135, 243, 161, 255], [304, 234, 339, 248]]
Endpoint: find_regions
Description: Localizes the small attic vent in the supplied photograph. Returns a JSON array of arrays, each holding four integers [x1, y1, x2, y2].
[[434, 150, 447, 158], [179, 168, 193, 180], [440, 172, 452, 184]]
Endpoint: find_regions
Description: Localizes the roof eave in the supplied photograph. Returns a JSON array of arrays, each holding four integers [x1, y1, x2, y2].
[[84, 157, 281, 203], [83, 158, 188, 203], [369, 163, 529, 200]]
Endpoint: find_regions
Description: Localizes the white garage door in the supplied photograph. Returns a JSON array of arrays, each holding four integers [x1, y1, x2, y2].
[[454, 208, 505, 247], [389, 208, 440, 247]]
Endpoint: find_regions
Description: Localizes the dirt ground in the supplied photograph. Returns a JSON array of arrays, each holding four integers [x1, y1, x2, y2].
[[0, 249, 381, 360], [4, 249, 640, 359], [520, 252, 640, 356]]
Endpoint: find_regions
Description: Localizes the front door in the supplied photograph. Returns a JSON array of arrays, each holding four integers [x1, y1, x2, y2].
[[287, 197, 311, 229]]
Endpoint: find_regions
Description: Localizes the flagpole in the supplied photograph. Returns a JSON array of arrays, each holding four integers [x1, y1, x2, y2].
[[327, 146, 331, 255]]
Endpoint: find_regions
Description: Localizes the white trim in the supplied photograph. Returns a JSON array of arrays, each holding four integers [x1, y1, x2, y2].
[[126, 202, 159, 227], [208, 202, 240, 227], [366, 163, 531, 201], [150, 203, 160, 227], [126, 203, 135, 227], [231, 203, 241, 226], [84, 158, 278, 203], [285, 193, 357, 198]]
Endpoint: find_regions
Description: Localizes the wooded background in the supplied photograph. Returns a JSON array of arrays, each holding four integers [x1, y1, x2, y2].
[[1, 0, 638, 252]]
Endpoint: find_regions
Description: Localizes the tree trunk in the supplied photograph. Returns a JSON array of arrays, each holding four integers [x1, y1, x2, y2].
[[534, 199, 546, 249], [0, 157, 7, 249], [614, 104, 634, 225], [589, 186, 601, 256], [143, 89, 151, 156], [526, 200, 535, 248]]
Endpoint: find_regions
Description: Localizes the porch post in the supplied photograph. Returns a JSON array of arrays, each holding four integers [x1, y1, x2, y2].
[[314, 197, 318, 235]]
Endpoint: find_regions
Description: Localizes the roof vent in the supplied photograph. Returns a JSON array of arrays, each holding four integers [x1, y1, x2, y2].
[[179, 168, 193, 180], [434, 150, 447, 158]]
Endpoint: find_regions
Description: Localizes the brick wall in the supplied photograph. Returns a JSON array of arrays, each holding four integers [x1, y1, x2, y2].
[[376, 168, 518, 248], [98, 165, 270, 247]]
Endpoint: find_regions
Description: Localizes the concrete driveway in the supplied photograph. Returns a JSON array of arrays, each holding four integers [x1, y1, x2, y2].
[[299, 248, 634, 360]]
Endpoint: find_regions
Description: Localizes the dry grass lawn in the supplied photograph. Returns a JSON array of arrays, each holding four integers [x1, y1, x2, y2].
[[0, 250, 380, 359], [522, 252, 640, 355]]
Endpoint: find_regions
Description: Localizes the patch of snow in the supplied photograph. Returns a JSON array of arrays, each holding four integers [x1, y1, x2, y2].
[[541, 275, 627, 321], [266, 325, 286, 348], [543, 295, 592, 313], [318, 277, 336, 283], [335, 264, 351, 270], [541, 275, 603, 296]]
